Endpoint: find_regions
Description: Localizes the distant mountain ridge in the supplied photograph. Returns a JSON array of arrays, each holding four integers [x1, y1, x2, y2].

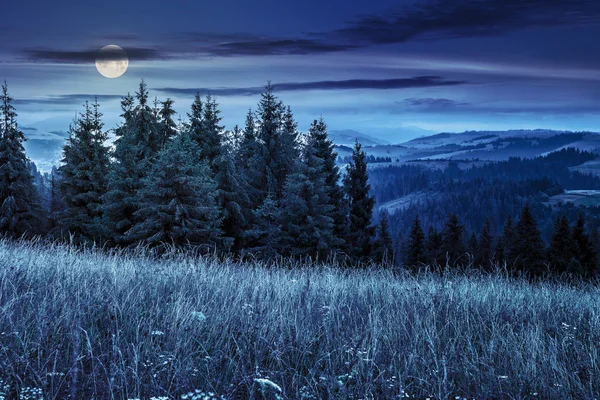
[[329, 129, 389, 146], [333, 130, 600, 166]]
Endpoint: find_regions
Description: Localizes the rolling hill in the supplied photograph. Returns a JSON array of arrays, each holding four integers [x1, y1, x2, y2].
[[334, 129, 600, 167]]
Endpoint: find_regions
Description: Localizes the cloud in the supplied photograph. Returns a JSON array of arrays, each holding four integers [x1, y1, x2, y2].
[[10, 0, 600, 64], [166, 0, 598, 58], [400, 97, 471, 110], [332, 0, 600, 45], [169, 31, 357, 56], [392, 97, 600, 115], [202, 39, 357, 56], [181, 0, 600, 57], [96, 34, 140, 41], [21, 47, 165, 63], [14, 94, 124, 106], [154, 76, 468, 96]]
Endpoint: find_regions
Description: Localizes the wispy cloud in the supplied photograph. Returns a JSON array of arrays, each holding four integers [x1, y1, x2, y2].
[[21, 47, 166, 63], [15, 0, 600, 62], [14, 94, 124, 106], [187, 0, 600, 57], [391, 98, 600, 115], [400, 97, 471, 110], [201, 39, 357, 56], [331, 0, 600, 45], [154, 76, 468, 96]]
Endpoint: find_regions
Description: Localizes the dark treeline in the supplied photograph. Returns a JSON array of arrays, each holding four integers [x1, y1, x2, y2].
[[0, 80, 393, 265], [369, 148, 600, 278], [400, 208, 598, 279], [337, 154, 392, 164], [370, 149, 600, 239]]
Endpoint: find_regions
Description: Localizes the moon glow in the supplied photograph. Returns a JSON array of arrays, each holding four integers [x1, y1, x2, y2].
[[95, 45, 129, 78]]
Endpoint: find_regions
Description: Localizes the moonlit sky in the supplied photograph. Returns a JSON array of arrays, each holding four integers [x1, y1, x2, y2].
[[1, 0, 600, 142]]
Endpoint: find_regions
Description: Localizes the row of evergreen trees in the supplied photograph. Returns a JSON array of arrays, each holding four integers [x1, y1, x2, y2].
[[3, 79, 596, 276], [0, 81, 394, 264], [403, 204, 598, 277]]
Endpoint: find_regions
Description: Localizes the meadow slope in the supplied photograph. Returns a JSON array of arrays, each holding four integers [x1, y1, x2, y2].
[[0, 240, 599, 399]]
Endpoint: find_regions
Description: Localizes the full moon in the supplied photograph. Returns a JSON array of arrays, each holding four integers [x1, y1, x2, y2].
[[95, 45, 128, 78]]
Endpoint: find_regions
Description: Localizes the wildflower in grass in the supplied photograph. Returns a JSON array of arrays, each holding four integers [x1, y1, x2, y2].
[[242, 303, 253, 315], [191, 311, 206, 322], [151, 330, 165, 336], [182, 389, 224, 400], [254, 378, 283, 400]]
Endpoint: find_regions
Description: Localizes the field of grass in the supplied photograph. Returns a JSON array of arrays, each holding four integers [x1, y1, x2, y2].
[[0, 240, 599, 399]]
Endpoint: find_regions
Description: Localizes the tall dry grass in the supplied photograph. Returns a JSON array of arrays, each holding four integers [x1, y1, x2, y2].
[[0, 239, 599, 399]]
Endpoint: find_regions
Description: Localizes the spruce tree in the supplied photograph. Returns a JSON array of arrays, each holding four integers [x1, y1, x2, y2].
[[101, 81, 161, 246], [246, 193, 282, 261], [197, 94, 224, 172], [343, 140, 376, 263], [514, 203, 546, 276], [305, 118, 348, 252], [278, 136, 335, 260], [0, 82, 43, 238], [249, 83, 286, 202], [228, 124, 243, 152], [572, 213, 597, 277], [547, 214, 576, 274], [54, 99, 110, 244], [158, 98, 177, 149], [441, 213, 466, 267], [243, 85, 302, 255], [393, 231, 405, 266], [374, 211, 394, 265], [48, 167, 65, 232], [467, 232, 478, 259], [426, 226, 444, 267], [405, 214, 426, 268], [127, 133, 222, 253], [237, 108, 256, 171], [214, 148, 251, 256], [187, 95, 252, 255], [129, 80, 162, 158], [277, 105, 300, 184], [476, 218, 493, 268], [187, 92, 204, 151], [496, 215, 516, 267], [237, 108, 261, 207]]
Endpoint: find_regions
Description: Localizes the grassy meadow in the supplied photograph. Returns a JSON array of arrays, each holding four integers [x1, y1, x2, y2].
[[0, 239, 599, 399]]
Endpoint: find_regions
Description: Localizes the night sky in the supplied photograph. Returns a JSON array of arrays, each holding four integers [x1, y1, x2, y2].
[[1, 0, 600, 142]]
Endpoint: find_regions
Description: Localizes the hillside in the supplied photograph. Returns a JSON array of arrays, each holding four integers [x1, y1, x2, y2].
[[21, 127, 66, 173], [328, 129, 389, 146], [334, 130, 600, 167], [0, 240, 599, 399]]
